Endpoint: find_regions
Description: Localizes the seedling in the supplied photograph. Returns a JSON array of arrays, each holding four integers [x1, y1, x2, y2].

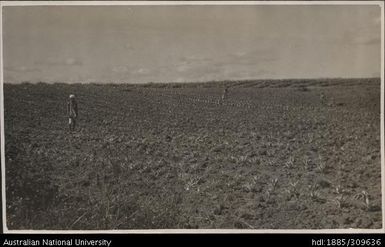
[[270, 178, 278, 190], [284, 157, 295, 169], [316, 156, 327, 173], [333, 194, 347, 209], [264, 177, 278, 202], [303, 156, 311, 170], [335, 184, 344, 194], [309, 184, 322, 202], [285, 180, 300, 199], [354, 190, 371, 211]]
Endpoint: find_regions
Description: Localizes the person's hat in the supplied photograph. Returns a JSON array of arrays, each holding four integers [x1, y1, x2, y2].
[[69, 94, 75, 98]]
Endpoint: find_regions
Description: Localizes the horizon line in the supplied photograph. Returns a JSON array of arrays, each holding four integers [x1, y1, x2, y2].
[[2, 76, 381, 85]]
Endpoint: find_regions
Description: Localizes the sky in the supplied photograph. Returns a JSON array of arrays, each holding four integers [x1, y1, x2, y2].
[[2, 4, 382, 84]]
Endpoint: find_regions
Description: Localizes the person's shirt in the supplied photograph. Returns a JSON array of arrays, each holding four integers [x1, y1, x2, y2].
[[67, 99, 78, 118]]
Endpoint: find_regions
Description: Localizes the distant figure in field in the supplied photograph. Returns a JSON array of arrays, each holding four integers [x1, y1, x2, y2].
[[67, 94, 78, 131], [221, 87, 229, 103]]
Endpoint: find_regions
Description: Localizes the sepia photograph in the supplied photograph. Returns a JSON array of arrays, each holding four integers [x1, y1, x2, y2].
[[1, 1, 383, 232]]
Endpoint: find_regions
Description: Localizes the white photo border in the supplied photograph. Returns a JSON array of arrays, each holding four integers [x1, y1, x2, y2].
[[0, 0, 384, 234]]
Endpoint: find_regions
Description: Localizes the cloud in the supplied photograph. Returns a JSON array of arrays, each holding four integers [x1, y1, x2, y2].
[[227, 48, 278, 65], [65, 58, 82, 66], [112, 66, 129, 73], [179, 55, 212, 65], [231, 51, 248, 58], [170, 48, 278, 82], [176, 64, 190, 72], [111, 66, 151, 76], [133, 68, 150, 75], [35, 57, 82, 66], [4, 66, 39, 72], [352, 36, 381, 45], [135, 68, 150, 75]]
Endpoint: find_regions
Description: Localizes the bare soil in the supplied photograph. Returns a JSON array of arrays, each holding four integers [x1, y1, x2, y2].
[[4, 78, 382, 230]]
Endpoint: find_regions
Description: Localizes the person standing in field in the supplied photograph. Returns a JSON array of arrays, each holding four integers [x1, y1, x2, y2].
[[67, 94, 78, 131], [221, 87, 229, 103]]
